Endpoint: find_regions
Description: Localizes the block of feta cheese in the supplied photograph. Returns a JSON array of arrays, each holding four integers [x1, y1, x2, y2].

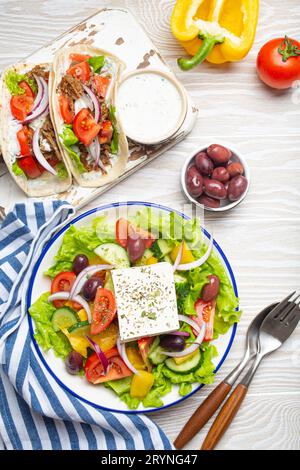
[[112, 262, 179, 342]]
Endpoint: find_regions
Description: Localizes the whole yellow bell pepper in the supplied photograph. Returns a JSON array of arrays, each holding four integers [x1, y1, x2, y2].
[[171, 0, 259, 70]]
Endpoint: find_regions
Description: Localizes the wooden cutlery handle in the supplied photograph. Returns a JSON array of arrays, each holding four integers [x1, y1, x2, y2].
[[201, 383, 248, 450], [174, 381, 231, 449]]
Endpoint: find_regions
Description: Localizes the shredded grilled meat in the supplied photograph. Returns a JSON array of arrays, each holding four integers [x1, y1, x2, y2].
[[28, 65, 49, 81], [40, 116, 61, 161], [59, 75, 83, 100]]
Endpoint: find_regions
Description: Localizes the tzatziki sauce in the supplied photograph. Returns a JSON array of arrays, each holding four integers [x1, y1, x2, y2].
[[116, 71, 185, 144]]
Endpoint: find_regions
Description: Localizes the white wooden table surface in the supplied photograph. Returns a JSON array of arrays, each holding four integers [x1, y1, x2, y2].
[[1, 0, 300, 450]]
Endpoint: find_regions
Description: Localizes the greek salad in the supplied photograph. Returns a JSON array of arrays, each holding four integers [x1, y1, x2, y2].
[[29, 208, 239, 410]]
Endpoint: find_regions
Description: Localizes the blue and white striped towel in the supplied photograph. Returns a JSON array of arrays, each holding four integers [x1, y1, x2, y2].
[[0, 201, 172, 450]]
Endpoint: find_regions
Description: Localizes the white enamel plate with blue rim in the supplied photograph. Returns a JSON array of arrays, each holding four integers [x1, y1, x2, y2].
[[27, 202, 238, 414]]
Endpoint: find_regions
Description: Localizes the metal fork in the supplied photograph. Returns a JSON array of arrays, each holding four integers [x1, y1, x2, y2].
[[201, 292, 300, 450]]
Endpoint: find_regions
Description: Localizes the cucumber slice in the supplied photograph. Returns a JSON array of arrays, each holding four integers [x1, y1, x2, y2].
[[152, 239, 173, 259], [51, 307, 78, 332], [163, 254, 172, 264], [174, 273, 188, 285], [94, 243, 130, 268], [68, 321, 90, 337], [148, 337, 166, 365], [165, 349, 201, 374], [104, 271, 115, 293]]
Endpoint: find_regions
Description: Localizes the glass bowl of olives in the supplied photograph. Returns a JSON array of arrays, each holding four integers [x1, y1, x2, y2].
[[181, 143, 250, 212]]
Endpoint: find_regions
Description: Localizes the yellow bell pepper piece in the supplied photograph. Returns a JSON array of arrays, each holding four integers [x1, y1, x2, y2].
[[170, 241, 195, 264], [77, 308, 88, 322], [171, 0, 259, 70], [174, 348, 200, 365], [62, 328, 89, 357], [126, 347, 146, 370], [146, 256, 158, 265], [130, 371, 155, 399], [92, 322, 119, 352]]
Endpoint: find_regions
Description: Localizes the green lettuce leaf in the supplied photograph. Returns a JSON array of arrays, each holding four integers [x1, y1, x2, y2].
[[59, 125, 85, 174], [45, 218, 107, 278], [109, 105, 119, 155], [119, 393, 140, 410], [5, 69, 37, 96], [104, 376, 132, 396], [28, 292, 71, 358], [56, 162, 68, 179], [179, 383, 192, 397], [88, 56, 105, 73], [12, 161, 26, 177]]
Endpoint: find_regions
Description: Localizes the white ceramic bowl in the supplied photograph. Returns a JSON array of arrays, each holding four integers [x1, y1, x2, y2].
[[116, 69, 188, 145], [181, 143, 250, 212]]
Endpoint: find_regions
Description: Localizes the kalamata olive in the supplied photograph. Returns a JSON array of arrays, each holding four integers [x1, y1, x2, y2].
[[203, 178, 227, 200], [82, 276, 103, 301], [227, 175, 248, 201], [65, 351, 83, 375], [159, 335, 185, 352], [73, 254, 89, 275], [198, 194, 221, 209], [186, 166, 203, 197], [194, 152, 214, 176], [207, 144, 232, 165], [227, 162, 244, 178], [201, 275, 220, 302], [212, 166, 230, 183], [127, 234, 146, 263]]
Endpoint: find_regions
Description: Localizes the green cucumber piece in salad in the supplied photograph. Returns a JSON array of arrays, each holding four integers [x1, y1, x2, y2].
[[94, 243, 130, 268], [165, 349, 201, 374], [68, 321, 90, 337], [51, 307, 78, 332]]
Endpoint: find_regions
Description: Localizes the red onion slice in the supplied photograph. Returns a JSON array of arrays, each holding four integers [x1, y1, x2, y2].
[[161, 320, 206, 358], [178, 314, 201, 334], [117, 338, 139, 375], [32, 124, 57, 175], [169, 331, 190, 337], [82, 84, 101, 123], [69, 264, 113, 299], [31, 74, 43, 112], [176, 233, 214, 271], [173, 242, 183, 272], [22, 77, 49, 124], [85, 335, 109, 375], [48, 292, 92, 322]]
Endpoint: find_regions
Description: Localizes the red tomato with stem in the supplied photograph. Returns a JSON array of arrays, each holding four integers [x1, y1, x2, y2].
[[257, 36, 300, 89]]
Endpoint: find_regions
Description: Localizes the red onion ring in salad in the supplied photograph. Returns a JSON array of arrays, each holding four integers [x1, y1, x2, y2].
[[169, 331, 190, 337], [69, 264, 113, 299], [175, 233, 214, 271], [32, 124, 57, 175], [22, 77, 49, 124], [161, 318, 206, 358], [85, 335, 109, 375], [48, 292, 92, 322], [82, 84, 101, 123], [117, 338, 140, 376]]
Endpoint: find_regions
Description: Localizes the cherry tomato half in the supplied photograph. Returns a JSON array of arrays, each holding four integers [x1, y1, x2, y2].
[[91, 288, 116, 335], [17, 156, 42, 179], [99, 120, 113, 144], [73, 108, 100, 147], [51, 271, 77, 309], [19, 81, 35, 98], [59, 94, 74, 125], [67, 61, 91, 83], [17, 126, 33, 157], [10, 95, 34, 121], [84, 348, 132, 384]]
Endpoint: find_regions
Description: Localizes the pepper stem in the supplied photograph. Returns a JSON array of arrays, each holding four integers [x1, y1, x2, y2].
[[278, 36, 300, 62], [178, 33, 224, 71]]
